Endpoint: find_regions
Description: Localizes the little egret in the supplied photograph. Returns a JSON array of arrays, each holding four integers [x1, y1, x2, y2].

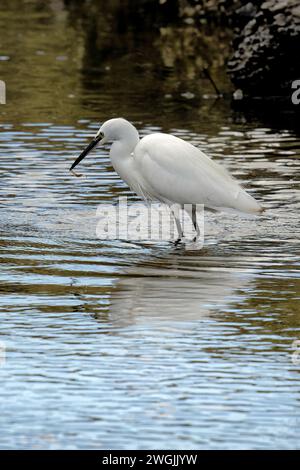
[[70, 118, 263, 243]]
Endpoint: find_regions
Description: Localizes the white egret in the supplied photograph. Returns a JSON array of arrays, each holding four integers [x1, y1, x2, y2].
[[70, 118, 263, 244]]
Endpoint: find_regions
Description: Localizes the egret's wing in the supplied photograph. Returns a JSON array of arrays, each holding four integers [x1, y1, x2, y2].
[[134, 134, 262, 214]]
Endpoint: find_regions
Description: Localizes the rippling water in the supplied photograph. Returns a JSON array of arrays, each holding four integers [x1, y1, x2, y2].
[[0, 0, 300, 450]]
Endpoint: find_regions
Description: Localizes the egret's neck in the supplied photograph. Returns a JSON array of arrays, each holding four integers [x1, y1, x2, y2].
[[109, 127, 139, 187], [110, 124, 139, 161], [113, 124, 139, 153]]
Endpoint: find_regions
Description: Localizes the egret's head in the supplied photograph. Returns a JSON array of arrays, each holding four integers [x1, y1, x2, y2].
[[70, 118, 138, 172], [97, 118, 139, 143]]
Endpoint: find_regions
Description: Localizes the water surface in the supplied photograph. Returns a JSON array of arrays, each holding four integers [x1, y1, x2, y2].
[[0, 1, 299, 450]]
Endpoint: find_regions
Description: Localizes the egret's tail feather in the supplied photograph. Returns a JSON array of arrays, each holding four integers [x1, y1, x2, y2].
[[233, 189, 263, 215], [210, 193, 264, 217]]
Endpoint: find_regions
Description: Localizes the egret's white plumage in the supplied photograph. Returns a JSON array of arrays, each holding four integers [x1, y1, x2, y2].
[[133, 133, 261, 214], [70, 118, 263, 241]]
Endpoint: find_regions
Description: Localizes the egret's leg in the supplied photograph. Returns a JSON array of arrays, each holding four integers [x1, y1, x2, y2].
[[191, 204, 200, 242], [174, 217, 183, 245], [171, 207, 183, 245]]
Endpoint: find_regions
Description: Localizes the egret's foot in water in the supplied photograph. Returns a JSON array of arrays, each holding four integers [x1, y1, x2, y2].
[[174, 238, 182, 246]]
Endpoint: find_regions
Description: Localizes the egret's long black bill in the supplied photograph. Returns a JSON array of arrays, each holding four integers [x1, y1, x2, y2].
[[70, 136, 101, 171]]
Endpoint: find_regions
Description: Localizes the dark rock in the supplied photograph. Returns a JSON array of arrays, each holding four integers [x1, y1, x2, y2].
[[227, 0, 300, 96]]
